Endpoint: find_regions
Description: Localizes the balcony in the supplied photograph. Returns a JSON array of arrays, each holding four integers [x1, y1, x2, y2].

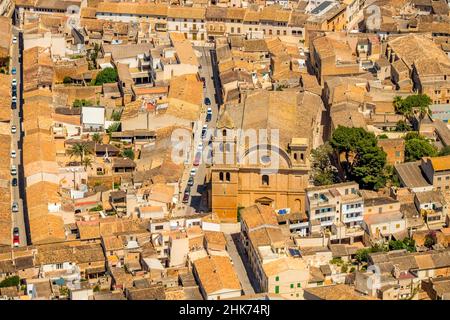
[[342, 213, 363, 223], [341, 203, 364, 214]]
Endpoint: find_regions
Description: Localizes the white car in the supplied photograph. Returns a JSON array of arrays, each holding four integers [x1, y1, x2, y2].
[[12, 36, 17, 44], [11, 125, 16, 134], [11, 79, 17, 87], [197, 142, 203, 151], [10, 150, 16, 158], [12, 202, 19, 212], [10, 165, 17, 176], [190, 168, 197, 176]]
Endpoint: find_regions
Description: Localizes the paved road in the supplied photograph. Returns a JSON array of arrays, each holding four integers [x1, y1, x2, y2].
[[225, 233, 255, 295], [10, 27, 28, 247], [180, 46, 220, 214]]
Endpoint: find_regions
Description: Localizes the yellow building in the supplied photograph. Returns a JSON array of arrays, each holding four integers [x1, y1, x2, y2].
[[209, 89, 323, 222]]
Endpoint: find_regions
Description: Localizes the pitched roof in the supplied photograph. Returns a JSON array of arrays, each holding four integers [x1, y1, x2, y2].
[[193, 255, 241, 295]]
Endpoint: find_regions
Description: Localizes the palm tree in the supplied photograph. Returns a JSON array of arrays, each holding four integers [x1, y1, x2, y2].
[[67, 142, 91, 163], [81, 157, 93, 170], [92, 133, 102, 144]]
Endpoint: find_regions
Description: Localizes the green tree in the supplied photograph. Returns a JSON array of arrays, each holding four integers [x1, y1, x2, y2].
[[91, 133, 103, 144], [106, 122, 121, 134], [67, 142, 92, 163], [438, 146, 450, 156], [394, 94, 432, 128], [94, 67, 118, 85], [63, 76, 73, 84], [378, 134, 388, 139], [121, 148, 134, 160], [405, 138, 437, 162], [311, 142, 339, 186], [330, 126, 387, 190], [424, 231, 437, 249], [111, 110, 121, 121], [0, 276, 20, 288], [395, 120, 411, 132], [81, 156, 93, 170], [388, 238, 416, 252], [355, 248, 370, 264], [73, 99, 92, 108]]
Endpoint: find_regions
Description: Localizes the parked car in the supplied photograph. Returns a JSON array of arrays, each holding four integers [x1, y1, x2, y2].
[[200, 77, 206, 88], [11, 79, 17, 87], [12, 202, 19, 212], [187, 176, 194, 187], [10, 165, 17, 176], [190, 168, 197, 176], [206, 108, 212, 122], [11, 67, 16, 75], [11, 125, 16, 134], [182, 188, 190, 203], [201, 125, 208, 139], [193, 151, 202, 166], [10, 150, 16, 158], [12, 36, 17, 44], [197, 142, 203, 151], [13, 234, 19, 247], [13, 227, 19, 237], [204, 97, 211, 105], [11, 178, 17, 187]]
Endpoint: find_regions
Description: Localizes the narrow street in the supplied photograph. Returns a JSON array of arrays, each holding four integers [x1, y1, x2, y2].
[[225, 233, 256, 295], [180, 45, 221, 214], [10, 26, 28, 246]]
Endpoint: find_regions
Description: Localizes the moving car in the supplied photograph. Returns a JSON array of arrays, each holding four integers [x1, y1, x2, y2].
[[11, 67, 16, 75], [11, 150, 16, 158], [11, 125, 16, 134], [11, 178, 17, 187], [206, 107, 212, 122], [204, 97, 211, 105], [10, 165, 17, 176], [12, 202, 19, 212]]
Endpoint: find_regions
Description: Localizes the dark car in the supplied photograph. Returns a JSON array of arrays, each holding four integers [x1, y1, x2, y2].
[[13, 227, 19, 236], [187, 176, 194, 187], [204, 97, 211, 105], [206, 107, 212, 122], [182, 188, 190, 203], [200, 77, 206, 88], [11, 178, 17, 187]]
